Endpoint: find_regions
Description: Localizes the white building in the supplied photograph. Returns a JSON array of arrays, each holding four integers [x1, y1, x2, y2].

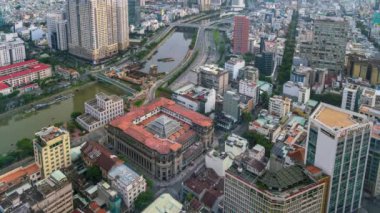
[[46, 13, 68, 51], [231, 0, 245, 11], [341, 84, 359, 111], [360, 87, 380, 108], [76, 93, 124, 132], [240, 66, 259, 82], [269, 95, 291, 117], [205, 134, 248, 176], [282, 81, 310, 104], [239, 79, 259, 106], [0, 82, 12, 95], [305, 103, 372, 212], [108, 164, 146, 209], [171, 83, 216, 114], [0, 33, 26, 66], [225, 58, 245, 80]]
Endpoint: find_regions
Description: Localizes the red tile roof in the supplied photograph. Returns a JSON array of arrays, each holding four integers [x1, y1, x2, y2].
[[0, 60, 38, 73], [81, 141, 123, 172], [0, 163, 40, 184], [109, 97, 213, 154], [0, 63, 50, 82], [0, 82, 10, 90], [305, 165, 322, 175], [287, 147, 305, 164]]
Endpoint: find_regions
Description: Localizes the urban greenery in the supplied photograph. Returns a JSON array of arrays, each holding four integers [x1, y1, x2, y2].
[[243, 131, 273, 157], [85, 166, 102, 183], [311, 92, 342, 107], [155, 87, 173, 99], [189, 32, 197, 49], [134, 177, 154, 211], [277, 11, 299, 91], [167, 50, 199, 86], [0, 138, 34, 169]]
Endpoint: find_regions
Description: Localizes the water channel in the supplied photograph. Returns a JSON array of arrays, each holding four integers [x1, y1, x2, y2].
[[140, 31, 193, 73], [0, 83, 125, 154]]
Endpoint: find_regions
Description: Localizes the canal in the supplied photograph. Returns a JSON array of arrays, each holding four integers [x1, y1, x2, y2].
[[0, 83, 125, 154], [140, 31, 193, 73]]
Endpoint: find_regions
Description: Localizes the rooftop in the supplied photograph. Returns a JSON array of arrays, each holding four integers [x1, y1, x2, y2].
[[142, 193, 183, 213], [0, 163, 39, 185], [108, 164, 141, 187], [35, 126, 68, 145], [0, 60, 38, 73], [0, 63, 50, 82]]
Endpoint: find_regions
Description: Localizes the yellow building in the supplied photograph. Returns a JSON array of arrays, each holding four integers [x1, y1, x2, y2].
[[33, 126, 71, 178], [347, 54, 380, 85]]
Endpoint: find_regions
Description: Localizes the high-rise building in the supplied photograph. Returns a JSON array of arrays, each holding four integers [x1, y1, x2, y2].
[[305, 103, 372, 212], [128, 0, 141, 26], [46, 13, 68, 51], [269, 95, 291, 117], [346, 54, 380, 86], [198, 0, 211, 12], [309, 17, 348, 73], [364, 124, 380, 197], [233, 16, 250, 54], [255, 51, 274, 76], [223, 90, 242, 122], [224, 58, 245, 80], [34, 126, 72, 178], [0, 33, 26, 67], [197, 64, 229, 94], [341, 84, 360, 111], [66, 0, 129, 64]]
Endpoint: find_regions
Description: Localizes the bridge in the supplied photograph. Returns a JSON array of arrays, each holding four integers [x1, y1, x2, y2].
[[94, 73, 137, 96]]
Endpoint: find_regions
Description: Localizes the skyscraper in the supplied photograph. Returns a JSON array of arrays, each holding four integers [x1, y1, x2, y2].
[[46, 13, 68, 51], [233, 16, 250, 54], [305, 103, 372, 212], [309, 17, 348, 74], [364, 124, 380, 197], [128, 0, 141, 26], [66, 0, 129, 64]]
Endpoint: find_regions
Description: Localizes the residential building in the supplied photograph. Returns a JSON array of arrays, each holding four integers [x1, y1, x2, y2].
[[81, 141, 124, 178], [258, 80, 273, 96], [359, 105, 380, 122], [106, 98, 214, 181], [0, 170, 74, 213], [341, 84, 360, 111], [291, 65, 327, 93], [142, 193, 183, 213], [46, 13, 68, 51], [97, 181, 122, 213], [0, 32, 26, 66], [205, 134, 248, 176], [308, 17, 348, 73], [240, 66, 259, 82], [55, 66, 80, 80], [231, 0, 245, 11], [283, 81, 310, 104], [198, 0, 211, 12], [0, 163, 40, 195], [224, 165, 329, 213], [360, 87, 380, 108], [171, 83, 216, 114], [305, 103, 372, 212], [223, 90, 242, 122], [128, 0, 141, 26], [233, 16, 249, 54], [255, 51, 274, 76], [249, 109, 280, 140], [108, 164, 146, 209], [225, 58, 245, 80], [34, 126, 72, 178], [197, 64, 229, 94], [76, 93, 124, 132], [0, 60, 52, 88], [364, 124, 380, 197], [346, 54, 380, 85], [66, 0, 129, 64], [239, 79, 259, 105], [269, 95, 292, 117]]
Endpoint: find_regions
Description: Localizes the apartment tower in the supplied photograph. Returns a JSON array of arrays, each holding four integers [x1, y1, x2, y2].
[[305, 103, 372, 212], [66, 0, 129, 64], [233, 16, 250, 54]]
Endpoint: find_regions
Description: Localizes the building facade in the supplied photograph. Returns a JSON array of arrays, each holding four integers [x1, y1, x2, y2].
[[46, 13, 68, 51], [34, 126, 72, 178], [233, 16, 250, 54], [128, 0, 141, 26], [197, 64, 229, 94], [341, 84, 360, 111], [239, 79, 259, 105], [66, 0, 129, 64], [225, 58, 245, 80], [106, 98, 214, 181], [255, 51, 274, 76], [223, 90, 241, 122], [364, 124, 380, 197], [0, 33, 26, 67], [305, 103, 372, 212], [269, 95, 291, 117], [76, 93, 124, 132], [108, 164, 146, 209]]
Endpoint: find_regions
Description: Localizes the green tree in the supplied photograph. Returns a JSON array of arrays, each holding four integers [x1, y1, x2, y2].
[[243, 131, 273, 157], [261, 91, 270, 109], [242, 111, 253, 122], [85, 166, 102, 183], [134, 190, 154, 211], [243, 52, 254, 64], [71, 111, 82, 120], [16, 138, 33, 156]]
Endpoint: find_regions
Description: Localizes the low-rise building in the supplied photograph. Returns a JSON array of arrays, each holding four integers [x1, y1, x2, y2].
[[225, 58, 245, 80], [269, 95, 291, 117], [142, 193, 183, 213], [249, 109, 280, 140], [0, 82, 12, 95], [0, 163, 40, 195], [56, 66, 80, 80], [76, 93, 124, 132], [197, 64, 229, 94], [0, 170, 74, 213], [172, 83, 216, 114], [34, 126, 71, 178], [107, 98, 214, 181], [108, 164, 146, 209], [283, 81, 310, 104]]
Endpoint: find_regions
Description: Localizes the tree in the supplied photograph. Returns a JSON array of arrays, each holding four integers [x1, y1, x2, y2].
[[16, 138, 33, 156], [261, 91, 270, 109], [243, 52, 254, 64], [71, 111, 82, 120], [85, 166, 102, 183], [243, 131, 273, 157], [134, 190, 154, 211], [242, 111, 253, 122]]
